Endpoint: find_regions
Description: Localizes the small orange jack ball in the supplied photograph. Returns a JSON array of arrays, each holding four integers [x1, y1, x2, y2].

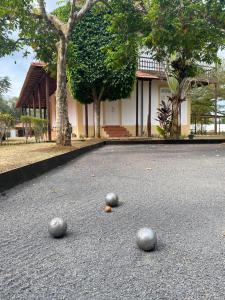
[[104, 206, 112, 213]]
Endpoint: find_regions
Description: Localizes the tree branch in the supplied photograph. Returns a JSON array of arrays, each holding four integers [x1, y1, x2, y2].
[[98, 86, 105, 101], [76, 0, 108, 21], [67, 0, 77, 36], [37, 0, 67, 36], [37, 0, 51, 26]]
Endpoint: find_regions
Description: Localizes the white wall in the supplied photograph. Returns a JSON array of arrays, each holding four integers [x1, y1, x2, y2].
[[67, 92, 77, 127], [181, 100, 188, 125], [87, 103, 94, 126], [68, 79, 189, 130], [121, 88, 136, 125], [122, 79, 188, 127], [50, 94, 56, 128]]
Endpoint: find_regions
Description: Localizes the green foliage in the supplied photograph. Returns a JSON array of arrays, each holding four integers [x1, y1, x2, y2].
[[156, 125, 167, 139], [20, 115, 47, 143], [32, 117, 47, 142], [21, 20, 57, 77], [0, 112, 14, 126], [140, 0, 225, 137], [104, 0, 142, 69], [190, 62, 225, 123], [156, 100, 172, 139], [0, 0, 57, 75], [190, 87, 215, 123], [0, 0, 34, 57], [66, 4, 138, 104], [0, 95, 20, 119], [0, 77, 11, 95], [0, 112, 14, 143], [0, 95, 11, 113], [20, 115, 32, 125], [144, 0, 224, 66]]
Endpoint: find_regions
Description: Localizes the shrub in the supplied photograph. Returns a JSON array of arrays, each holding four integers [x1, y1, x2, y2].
[[156, 100, 172, 139], [32, 117, 47, 142], [0, 112, 14, 144]]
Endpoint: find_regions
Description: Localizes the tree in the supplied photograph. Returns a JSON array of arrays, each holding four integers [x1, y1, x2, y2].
[[190, 87, 214, 129], [0, 95, 21, 120], [156, 100, 172, 139], [32, 117, 47, 142], [190, 62, 225, 133], [20, 115, 33, 143], [0, 7, 18, 57], [142, 0, 225, 138], [0, 112, 14, 143], [0, 77, 11, 95], [2, 0, 107, 145], [66, 4, 138, 137], [7, 97, 21, 120]]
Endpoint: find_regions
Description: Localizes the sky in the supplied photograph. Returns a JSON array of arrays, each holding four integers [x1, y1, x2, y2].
[[0, 0, 58, 98], [0, 1, 225, 98]]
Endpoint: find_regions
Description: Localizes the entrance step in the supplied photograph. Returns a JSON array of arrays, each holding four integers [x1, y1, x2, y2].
[[102, 126, 131, 138]]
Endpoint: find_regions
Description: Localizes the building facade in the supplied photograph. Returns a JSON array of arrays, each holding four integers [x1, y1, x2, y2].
[[16, 58, 191, 139]]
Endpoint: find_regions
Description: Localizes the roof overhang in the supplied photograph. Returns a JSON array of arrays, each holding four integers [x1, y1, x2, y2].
[[136, 70, 165, 80], [16, 62, 56, 108]]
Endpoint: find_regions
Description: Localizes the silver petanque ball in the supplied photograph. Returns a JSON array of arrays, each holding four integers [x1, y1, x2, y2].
[[105, 193, 119, 207], [48, 217, 67, 238], [136, 227, 157, 251]]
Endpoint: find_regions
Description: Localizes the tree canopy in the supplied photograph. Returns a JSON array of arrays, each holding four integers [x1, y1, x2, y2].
[[144, 0, 224, 65], [65, 3, 138, 137], [67, 4, 138, 103], [0, 77, 11, 95], [1, 0, 107, 145]]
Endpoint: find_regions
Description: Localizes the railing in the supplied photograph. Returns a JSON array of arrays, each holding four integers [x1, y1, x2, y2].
[[197, 65, 216, 82], [138, 56, 216, 82], [138, 56, 165, 72]]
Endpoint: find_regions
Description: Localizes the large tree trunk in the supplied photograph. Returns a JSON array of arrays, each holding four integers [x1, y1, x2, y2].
[[55, 37, 71, 146], [94, 97, 101, 138], [170, 96, 181, 139]]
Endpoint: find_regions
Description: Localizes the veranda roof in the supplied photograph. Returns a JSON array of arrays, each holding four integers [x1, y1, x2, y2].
[[16, 62, 56, 108], [136, 70, 164, 80], [17, 63, 165, 109]]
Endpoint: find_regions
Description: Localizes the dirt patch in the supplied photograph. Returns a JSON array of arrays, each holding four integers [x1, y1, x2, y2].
[[0, 139, 100, 173]]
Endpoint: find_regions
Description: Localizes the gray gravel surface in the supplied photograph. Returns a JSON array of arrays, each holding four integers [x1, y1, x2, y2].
[[1, 144, 225, 300]]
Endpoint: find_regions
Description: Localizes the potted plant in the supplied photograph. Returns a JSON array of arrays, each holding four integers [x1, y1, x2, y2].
[[188, 131, 194, 140]]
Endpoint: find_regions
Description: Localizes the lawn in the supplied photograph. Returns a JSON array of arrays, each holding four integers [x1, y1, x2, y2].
[[0, 138, 100, 173]]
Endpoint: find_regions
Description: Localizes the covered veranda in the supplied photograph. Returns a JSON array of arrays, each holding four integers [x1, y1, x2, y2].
[[135, 70, 165, 137], [16, 62, 56, 141]]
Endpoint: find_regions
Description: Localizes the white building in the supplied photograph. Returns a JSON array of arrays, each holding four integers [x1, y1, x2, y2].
[[16, 58, 191, 139]]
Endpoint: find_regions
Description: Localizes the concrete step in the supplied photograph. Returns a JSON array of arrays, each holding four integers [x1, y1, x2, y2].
[[103, 126, 131, 138]]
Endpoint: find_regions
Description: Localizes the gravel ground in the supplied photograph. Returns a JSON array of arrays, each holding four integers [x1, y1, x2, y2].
[[1, 144, 225, 300]]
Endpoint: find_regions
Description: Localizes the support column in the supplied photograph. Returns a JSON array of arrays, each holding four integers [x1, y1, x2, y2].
[[147, 80, 152, 137], [38, 85, 42, 119], [136, 80, 139, 137], [85, 104, 89, 138], [46, 75, 51, 141], [219, 117, 221, 134], [140, 80, 144, 136], [33, 92, 36, 117], [28, 103, 31, 116], [215, 82, 218, 134]]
